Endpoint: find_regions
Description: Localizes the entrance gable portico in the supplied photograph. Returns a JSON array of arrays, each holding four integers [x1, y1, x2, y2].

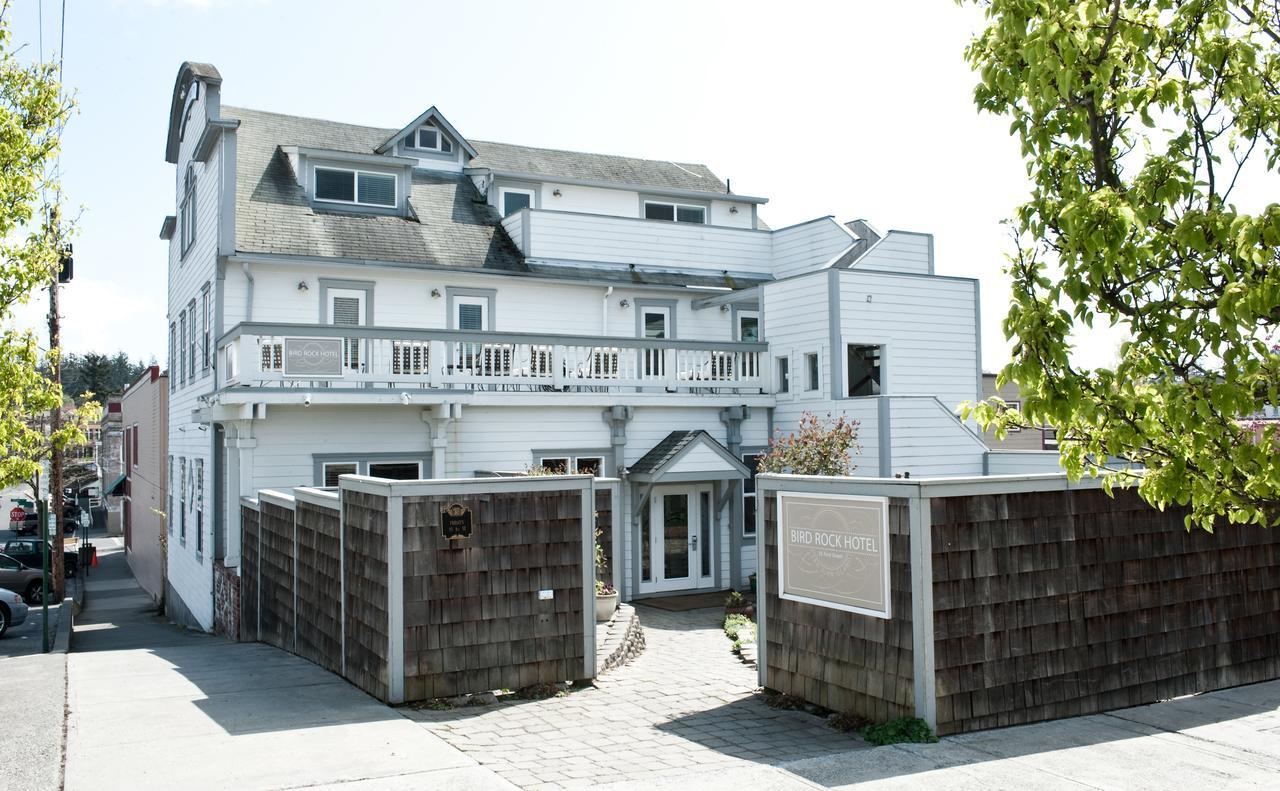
[[628, 431, 750, 597]]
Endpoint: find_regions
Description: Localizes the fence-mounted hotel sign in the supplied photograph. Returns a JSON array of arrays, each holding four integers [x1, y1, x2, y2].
[[776, 492, 891, 619], [441, 503, 473, 539], [283, 338, 344, 377]]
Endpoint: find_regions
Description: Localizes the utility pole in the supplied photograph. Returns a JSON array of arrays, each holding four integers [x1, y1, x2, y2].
[[47, 209, 66, 602]]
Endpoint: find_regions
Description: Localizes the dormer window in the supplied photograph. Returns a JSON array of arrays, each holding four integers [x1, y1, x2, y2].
[[314, 166, 397, 208], [409, 125, 452, 154], [644, 200, 706, 224]]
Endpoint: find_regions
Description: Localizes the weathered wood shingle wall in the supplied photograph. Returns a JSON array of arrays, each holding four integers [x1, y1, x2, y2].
[[240, 504, 259, 641], [761, 493, 916, 721], [295, 501, 342, 674], [343, 491, 390, 701], [258, 501, 296, 652], [401, 489, 587, 700], [931, 488, 1280, 735]]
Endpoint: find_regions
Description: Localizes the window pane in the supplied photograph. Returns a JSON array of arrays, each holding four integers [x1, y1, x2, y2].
[[806, 353, 819, 390], [441, 138, 452, 153], [574, 457, 602, 476], [368, 462, 420, 480], [315, 169, 355, 202], [700, 491, 711, 577], [323, 463, 357, 487], [778, 358, 790, 393], [641, 501, 651, 582], [540, 458, 569, 474], [502, 191, 532, 215], [417, 128, 439, 149], [458, 303, 484, 331], [644, 202, 675, 221], [739, 316, 759, 342], [676, 205, 705, 224], [357, 173, 396, 206], [644, 311, 667, 339], [663, 494, 689, 579]]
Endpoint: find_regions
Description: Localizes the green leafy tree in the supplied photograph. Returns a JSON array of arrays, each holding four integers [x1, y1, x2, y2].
[[961, 0, 1280, 529], [758, 411, 861, 476], [0, 4, 79, 596]]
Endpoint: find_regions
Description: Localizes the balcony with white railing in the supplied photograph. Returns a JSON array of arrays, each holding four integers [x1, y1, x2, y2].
[[217, 322, 770, 398], [500, 208, 774, 274]]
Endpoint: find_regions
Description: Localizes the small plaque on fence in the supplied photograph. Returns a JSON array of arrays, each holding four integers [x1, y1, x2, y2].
[[441, 503, 473, 539], [776, 491, 890, 619]]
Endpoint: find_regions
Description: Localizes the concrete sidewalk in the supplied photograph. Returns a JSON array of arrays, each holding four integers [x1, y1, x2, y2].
[[64, 538, 511, 790]]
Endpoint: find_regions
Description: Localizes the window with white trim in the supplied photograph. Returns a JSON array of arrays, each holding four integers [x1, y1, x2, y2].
[[179, 164, 196, 256], [179, 457, 187, 544], [314, 166, 397, 208], [194, 459, 204, 557], [323, 462, 358, 488], [499, 187, 535, 216], [537, 455, 605, 476], [644, 200, 705, 224], [201, 285, 212, 373], [407, 124, 453, 153], [777, 357, 790, 393], [805, 352, 819, 391], [1042, 428, 1058, 450], [188, 298, 198, 381], [178, 311, 187, 386], [169, 323, 176, 391]]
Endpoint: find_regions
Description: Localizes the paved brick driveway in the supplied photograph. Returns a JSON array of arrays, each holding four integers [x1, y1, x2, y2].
[[404, 605, 866, 790]]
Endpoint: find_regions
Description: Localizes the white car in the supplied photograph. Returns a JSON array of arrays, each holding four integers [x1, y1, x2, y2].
[[0, 586, 29, 638]]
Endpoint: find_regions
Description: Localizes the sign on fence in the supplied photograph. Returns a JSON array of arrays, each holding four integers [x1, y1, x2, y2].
[[776, 491, 890, 618], [283, 338, 344, 377]]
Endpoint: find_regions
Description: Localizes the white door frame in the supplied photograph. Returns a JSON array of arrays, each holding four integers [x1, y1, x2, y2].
[[639, 483, 715, 594], [327, 288, 367, 371]]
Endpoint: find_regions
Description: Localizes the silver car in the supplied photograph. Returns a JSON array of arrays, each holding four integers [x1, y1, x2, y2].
[[0, 586, 28, 638]]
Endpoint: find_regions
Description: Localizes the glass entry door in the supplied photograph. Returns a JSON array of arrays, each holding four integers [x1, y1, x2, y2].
[[641, 484, 715, 593]]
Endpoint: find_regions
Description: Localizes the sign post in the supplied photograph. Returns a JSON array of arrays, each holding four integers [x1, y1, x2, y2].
[[776, 491, 891, 619]]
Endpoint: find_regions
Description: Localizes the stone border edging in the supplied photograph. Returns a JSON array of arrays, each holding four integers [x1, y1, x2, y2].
[[596, 603, 645, 676]]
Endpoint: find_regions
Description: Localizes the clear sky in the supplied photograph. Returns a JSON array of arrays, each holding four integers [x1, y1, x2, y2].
[[7, 0, 1109, 371]]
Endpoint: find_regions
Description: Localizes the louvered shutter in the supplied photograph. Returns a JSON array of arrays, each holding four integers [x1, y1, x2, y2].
[[332, 296, 361, 370]]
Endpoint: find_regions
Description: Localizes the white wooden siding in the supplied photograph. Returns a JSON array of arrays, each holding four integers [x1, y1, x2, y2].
[[523, 210, 774, 273], [762, 272, 831, 408], [838, 270, 978, 411], [771, 219, 853, 278], [888, 397, 987, 477], [852, 231, 932, 275], [985, 450, 1064, 475]]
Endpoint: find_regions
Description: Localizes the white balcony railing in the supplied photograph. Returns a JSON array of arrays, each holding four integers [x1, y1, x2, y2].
[[218, 322, 769, 395]]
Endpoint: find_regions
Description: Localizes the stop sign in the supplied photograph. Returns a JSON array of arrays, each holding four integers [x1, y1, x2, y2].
[[9, 507, 24, 521]]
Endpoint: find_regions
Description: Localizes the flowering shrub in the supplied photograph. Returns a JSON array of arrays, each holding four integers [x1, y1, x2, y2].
[[758, 411, 860, 476]]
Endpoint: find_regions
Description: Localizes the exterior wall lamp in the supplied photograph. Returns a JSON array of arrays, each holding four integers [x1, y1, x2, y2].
[[729, 206, 739, 214], [619, 298, 630, 309], [297, 281, 309, 292], [552, 189, 562, 197], [431, 288, 442, 298]]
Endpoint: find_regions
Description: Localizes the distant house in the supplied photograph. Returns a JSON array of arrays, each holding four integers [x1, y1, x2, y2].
[[159, 60, 1053, 632], [122, 366, 168, 604], [981, 373, 1058, 452]]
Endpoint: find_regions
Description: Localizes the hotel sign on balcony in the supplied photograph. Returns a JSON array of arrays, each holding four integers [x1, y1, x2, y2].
[[776, 492, 890, 619], [283, 338, 344, 377]]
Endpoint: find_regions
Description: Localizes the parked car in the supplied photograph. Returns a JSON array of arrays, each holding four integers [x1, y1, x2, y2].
[[2, 539, 77, 579], [0, 586, 29, 638], [0, 553, 46, 605]]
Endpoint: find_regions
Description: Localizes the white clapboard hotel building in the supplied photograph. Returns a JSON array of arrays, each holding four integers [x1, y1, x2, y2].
[[162, 62, 1040, 630]]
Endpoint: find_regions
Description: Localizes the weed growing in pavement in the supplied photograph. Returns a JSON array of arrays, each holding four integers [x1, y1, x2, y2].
[[861, 717, 938, 746]]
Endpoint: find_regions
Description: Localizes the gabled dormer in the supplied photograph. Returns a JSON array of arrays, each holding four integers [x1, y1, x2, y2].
[[376, 106, 476, 172], [280, 146, 416, 217]]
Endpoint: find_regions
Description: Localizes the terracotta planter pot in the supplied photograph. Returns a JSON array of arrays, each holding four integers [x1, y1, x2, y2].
[[595, 592, 619, 622]]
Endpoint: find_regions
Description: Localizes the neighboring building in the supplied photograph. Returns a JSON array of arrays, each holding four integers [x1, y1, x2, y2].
[[122, 366, 169, 604], [980, 373, 1057, 451], [98, 398, 125, 534], [160, 61, 1031, 630]]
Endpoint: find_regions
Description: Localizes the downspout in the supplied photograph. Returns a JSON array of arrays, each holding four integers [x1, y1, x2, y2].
[[240, 260, 254, 322], [602, 286, 613, 335]]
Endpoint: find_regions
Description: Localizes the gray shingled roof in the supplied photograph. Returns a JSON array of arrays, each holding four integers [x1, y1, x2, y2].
[[225, 106, 526, 272], [628, 430, 748, 478], [222, 106, 750, 277], [468, 140, 729, 194]]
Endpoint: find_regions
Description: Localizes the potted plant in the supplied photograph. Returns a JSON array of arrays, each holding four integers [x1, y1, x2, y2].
[[724, 590, 754, 619], [595, 580, 618, 621], [593, 525, 618, 621]]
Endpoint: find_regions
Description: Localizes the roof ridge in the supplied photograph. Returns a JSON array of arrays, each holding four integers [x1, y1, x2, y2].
[[223, 106, 716, 172]]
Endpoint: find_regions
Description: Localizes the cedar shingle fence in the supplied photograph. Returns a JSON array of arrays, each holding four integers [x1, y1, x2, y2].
[[240, 474, 598, 704], [756, 474, 1280, 735]]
